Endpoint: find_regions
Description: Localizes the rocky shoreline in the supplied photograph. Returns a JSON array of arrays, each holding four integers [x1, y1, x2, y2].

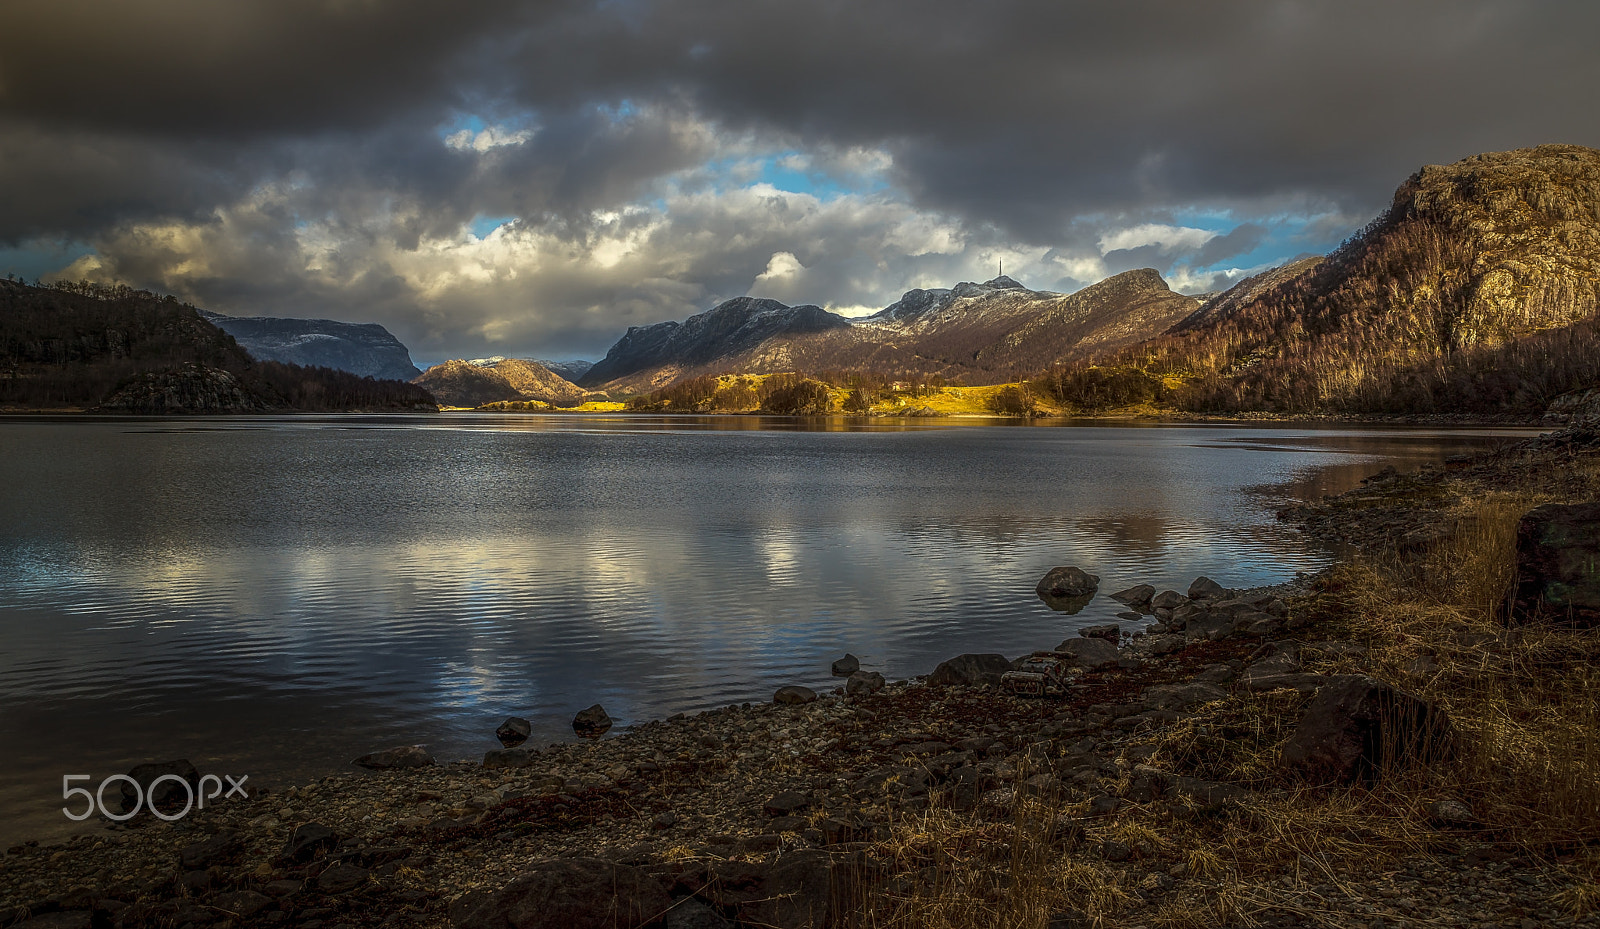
[[4, 430, 1599, 929]]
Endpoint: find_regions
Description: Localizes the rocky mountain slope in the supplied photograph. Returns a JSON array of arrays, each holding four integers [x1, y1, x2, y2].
[[1123, 144, 1600, 414], [0, 280, 436, 412], [415, 357, 590, 408], [577, 298, 851, 389], [579, 271, 1199, 392], [199, 310, 422, 382]]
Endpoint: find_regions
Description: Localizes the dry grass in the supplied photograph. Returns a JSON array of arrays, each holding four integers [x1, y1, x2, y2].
[[842, 455, 1600, 926]]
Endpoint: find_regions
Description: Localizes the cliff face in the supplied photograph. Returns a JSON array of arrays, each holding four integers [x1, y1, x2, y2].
[[578, 271, 1199, 392], [415, 357, 590, 408], [1124, 144, 1600, 414], [199, 311, 422, 382]]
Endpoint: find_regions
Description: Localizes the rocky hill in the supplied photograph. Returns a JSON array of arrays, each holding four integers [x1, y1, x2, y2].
[[415, 357, 591, 408], [577, 298, 851, 389], [0, 280, 437, 412], [199, 310, 422, 382], [579, 271, 1199, 392], [1121, 144, 1600, 415]]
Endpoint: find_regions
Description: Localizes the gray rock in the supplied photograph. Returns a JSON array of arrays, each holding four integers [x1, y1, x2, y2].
[[1078, 624, 1121, 643], [830, 654, 860, 676], [927, 653, 1012, 686], [1109, 584, 1156, 607], [496, 716, 532, 747], [573, 704, 613, 737], [1188, 576, 1227, 600], [1050, 637, 1120, 670], [1511, 502, 1600, 626], [1183, 613, 1233, 643], [774, 685, 819, 705], [1140, 634, 1186, 657], [1151, 590, 1188, 610], [845, 670, 886, 697], [454, 858, 672, 929], [1282, 674, 1455, 783], [735, 849, 844, 929], [354, 745, 436, 769], [1036, 566, 1100, 598]]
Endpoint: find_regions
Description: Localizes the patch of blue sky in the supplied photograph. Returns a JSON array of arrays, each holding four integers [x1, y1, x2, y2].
[[438, 113, 487, 143], [688, 150, 887, 201], [470, 215, 516, 238], [0, 241, 94, 282]]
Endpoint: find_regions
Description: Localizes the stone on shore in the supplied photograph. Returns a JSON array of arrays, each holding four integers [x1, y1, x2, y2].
[[1150, 590, 1188, 610], [496, 716, 532, 747], [1510, 501, 1600, 626], [1282, 674, 1454, 783], [282, 823, 339, 863], [454, 858, 672, 929], [1109, 583, 1156, 607], [1051, 637, 1120, 670], [1079, 624, 1121, 643], [573, 704, 614, 737], [774, 685, 819, 705], [830, 653, 860, 676], [1036, 566, 1100, 598], [845, 670, 886, 697], [1188, 576, 1227, 600], [353, 745, 435, 770], [928, 653, 1012, 686], [120, 759, 200, 814]]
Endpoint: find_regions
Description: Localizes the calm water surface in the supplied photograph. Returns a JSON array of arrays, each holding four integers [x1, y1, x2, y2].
[[0, 414, 1539, 843]]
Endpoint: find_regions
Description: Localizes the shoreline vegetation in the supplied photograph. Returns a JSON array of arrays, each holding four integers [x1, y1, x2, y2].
[[2, 427, 1598, 928]]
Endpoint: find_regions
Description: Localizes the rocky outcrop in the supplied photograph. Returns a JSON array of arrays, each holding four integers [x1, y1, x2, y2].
[[415, 358, 591, 408], [96, 364, 272, 413], [1510, 501, 1600, 626], [199, 310, 422, 381], [927, 653, 1012, 686], [1281, 675, 1454, 783], [352, 745, 436, 770]]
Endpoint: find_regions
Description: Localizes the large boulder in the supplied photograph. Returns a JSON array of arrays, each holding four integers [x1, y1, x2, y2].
[[573, 704, 613, 737], [830, 654, 860, 676], [454, 858, 673, 929], [1108, 584, 1156, 608], [1036, 566, 1100, 599], [1510, 502, 1600, 626], [1281, 675, 1454, 783], [927, 653, 1012, 686], [845, 670, 886, 697], [774, 685, 819, 705], [1050, 637, 1120, 670], [1187, 576, 1227, 600], [496, 717, 532, 747]]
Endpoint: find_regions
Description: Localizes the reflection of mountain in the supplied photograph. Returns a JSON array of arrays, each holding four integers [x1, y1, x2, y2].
[[578, 271, 1199, 391]]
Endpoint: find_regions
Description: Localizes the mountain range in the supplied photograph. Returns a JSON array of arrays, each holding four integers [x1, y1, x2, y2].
[[573, 269, 1200, 391]]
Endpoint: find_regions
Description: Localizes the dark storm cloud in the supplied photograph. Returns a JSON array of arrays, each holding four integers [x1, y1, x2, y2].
[[3, 0, 1596, 358]]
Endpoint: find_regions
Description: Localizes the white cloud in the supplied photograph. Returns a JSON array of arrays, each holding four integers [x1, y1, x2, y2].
[[1097, 223, 1218, 254], [444, 125, 536, 153]]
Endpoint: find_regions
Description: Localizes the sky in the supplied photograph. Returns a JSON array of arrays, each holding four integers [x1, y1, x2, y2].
[[2, 1, 1596, 364]]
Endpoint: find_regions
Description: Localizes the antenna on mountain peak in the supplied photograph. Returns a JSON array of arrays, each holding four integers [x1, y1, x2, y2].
[[998, 258, 1003, 278]]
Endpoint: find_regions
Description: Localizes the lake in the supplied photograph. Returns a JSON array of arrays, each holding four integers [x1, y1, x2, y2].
[[0, 414, 1539, 844]]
